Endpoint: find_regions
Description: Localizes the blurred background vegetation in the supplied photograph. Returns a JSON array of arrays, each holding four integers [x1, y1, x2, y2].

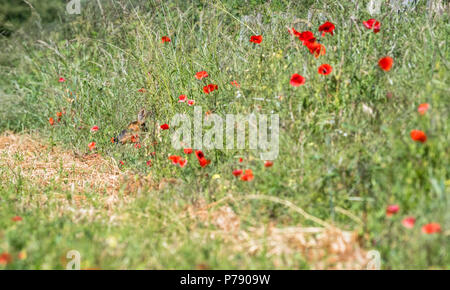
[[0, 0, 66, 36]]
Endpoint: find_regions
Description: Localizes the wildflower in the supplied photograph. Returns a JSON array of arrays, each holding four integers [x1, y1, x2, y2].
[[146, 160, 152, 167], [130, 135, 138, 143], [239, 158, 243, 163], [195, 150, 210, 167], [233, 169, 243, 177], [49, 117, 55, 126], [134, 143, 141, 149], [58, 77, 66, 83], [119, 160, 124, 166], [11, 216, 22, 222], [88, 142, 96, 151], [241, 169, 254, 181], [56, 112, 63, 122], [230, 80, 240, 88], [410, 130, 427, 143], [160, 124, 170, 130], [203, 84, 218, 94], [178, 95, 187, 103], [289, 27, 302, 37], [0, 252, 12, 266], [418, 103, 430, 115], [318, 21, 335, 36], [90, 126, 99, 132], [184, 148, 193, 154], [402, 217, 416, 229], [306, 41, 326, 58], [363, 19, 380, 33], [161, 36, 171, 43], [290, 74, 305, 86], [195, 71, 208, 80], [378, 57, 393, 71], [178, 158, 188, 168], [169, 155, 181, 165], [386, 204, 399, 217], [264, 161, 273, 167], [298, 31, 316, 45], [18, 251, 27, 260], [318, 64, 332, 75], [422, 222, 441, 234], [138, 88, 146, 93], [250, 35, 262, 44], [187, 100, 195, 106]]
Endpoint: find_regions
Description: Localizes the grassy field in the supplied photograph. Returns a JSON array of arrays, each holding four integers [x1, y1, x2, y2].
[[0, 0, 449, 269]]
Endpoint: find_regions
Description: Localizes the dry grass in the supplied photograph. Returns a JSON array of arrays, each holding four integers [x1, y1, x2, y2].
[[0, 131, 125, 194], [186, 197, 369, 270]]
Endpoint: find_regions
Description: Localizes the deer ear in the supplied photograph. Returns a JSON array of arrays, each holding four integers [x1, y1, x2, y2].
[[137, 109, 146, 123]]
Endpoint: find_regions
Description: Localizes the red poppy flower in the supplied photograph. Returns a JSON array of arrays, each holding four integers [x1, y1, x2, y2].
[[318, 64, 332, 75], [402, 217, 416, 229], [363, 19, 380, 33], [306, 41, 326, 58], [187, 100, 195, 106], [119, 160, 124, 166], [239, 158, 243, 163], [378, 56, 393, 71], [195, 71, 208, 80], [250, 35, 262, 44], [49, 117, 55, 126], [161, 36, 171, 43], [56, 111, 63, 118], [289, 27, 302, 37], [138, 88, 146, 93], [417, 103, 430, 115], [290, 74, 305, 86], [0, 252, 12, 265], [90, 126, 99, 132], [318, 21, 335, 36], [178, 95, 187, 103], [146, 160, 152, 167], [184, 148, 193, 154], [134, 143, 141, 149], [232, 169, 243, 177], [130, 135, 139, 143], [169, 155, 181, 164], [230, 80, 240, 88], [11, 216, 22, 222], [264, 161, 273, 167], [195, 150, 205, 160], [88, 142, 96, 151], [58, 77, 66, 83], [195, 150, 210, 167], [198, 158, 211, 167], [422, 222, 441, 234], [160, 124, 169, 130], [410, 130, 427, 143], [179, 158, 188, 168], [386, 204, 399, 217], [298, 31, 316, 45], [241, 169, 254, 181], [203, 84, 218, 94]]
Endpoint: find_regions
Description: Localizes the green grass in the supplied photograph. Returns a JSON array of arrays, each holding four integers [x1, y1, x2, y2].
[[0, 0, 449, 269]]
